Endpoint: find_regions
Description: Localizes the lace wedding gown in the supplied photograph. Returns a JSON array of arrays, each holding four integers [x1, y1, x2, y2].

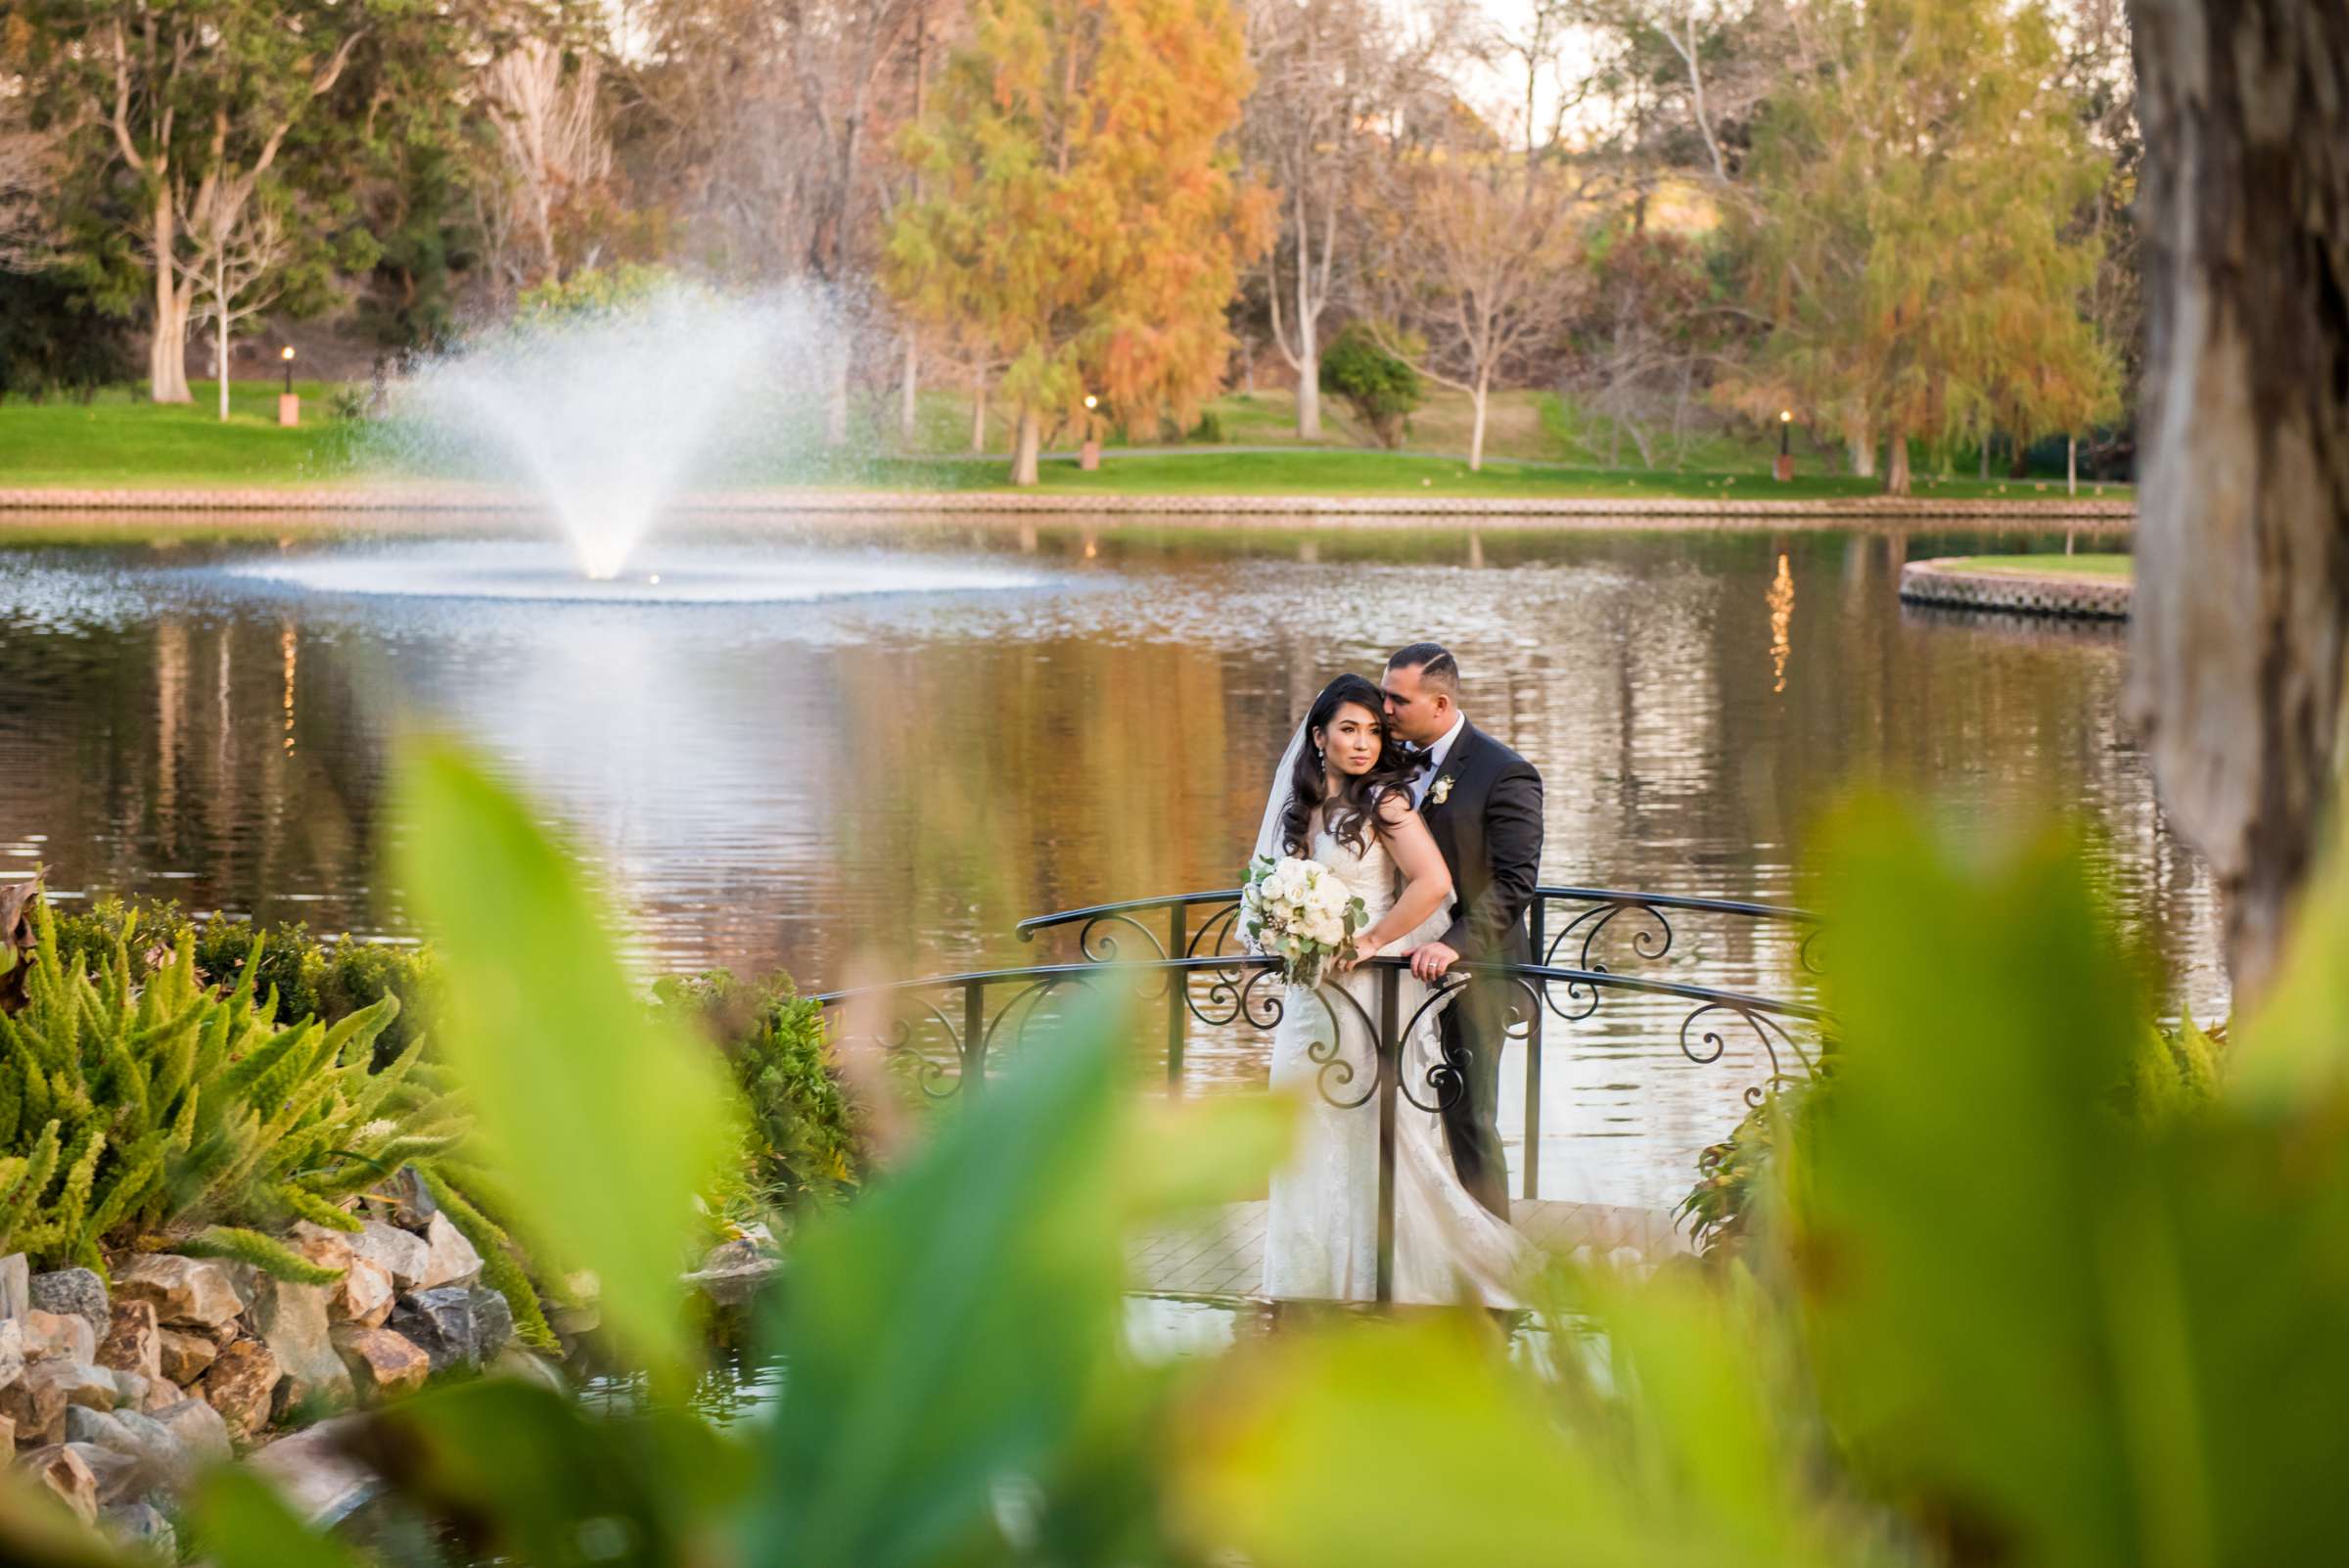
[[1262, 821, 1531, 1307]]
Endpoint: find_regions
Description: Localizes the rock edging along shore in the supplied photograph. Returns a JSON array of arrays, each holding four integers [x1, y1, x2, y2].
[[0, 1190, 549, 1552], [1897, 558, 2134, 620], [0, 484, 2138, 521]]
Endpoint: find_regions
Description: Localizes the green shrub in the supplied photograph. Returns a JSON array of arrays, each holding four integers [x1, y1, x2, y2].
[[0, 898, 467, 1276], [1681, 1010, 2226, 1259], [50, 899, 434, 1067], [653, 971, 867, 1217], [1318, 325, 1424, 448]]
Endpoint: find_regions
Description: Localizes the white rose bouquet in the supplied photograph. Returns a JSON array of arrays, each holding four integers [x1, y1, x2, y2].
[[1240, 853, 1371, 989]]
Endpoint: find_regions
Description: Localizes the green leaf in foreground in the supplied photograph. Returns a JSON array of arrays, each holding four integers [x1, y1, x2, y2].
[[182, 1468, 367, 1568], [748, 993, 1289, 1568], [390, 739, 732, 1380]]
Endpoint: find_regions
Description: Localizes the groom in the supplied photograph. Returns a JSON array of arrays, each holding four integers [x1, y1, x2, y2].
[[1382, 642, 1543, 1222]]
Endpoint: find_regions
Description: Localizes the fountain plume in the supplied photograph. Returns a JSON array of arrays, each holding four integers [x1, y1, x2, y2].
[[383, 286, 847, 578]]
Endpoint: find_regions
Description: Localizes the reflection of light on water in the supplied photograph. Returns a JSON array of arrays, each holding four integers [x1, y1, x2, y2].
[[280, 624, 298, 755], [1766, 552, 1794, 694], [222, 541, 1052, 606]]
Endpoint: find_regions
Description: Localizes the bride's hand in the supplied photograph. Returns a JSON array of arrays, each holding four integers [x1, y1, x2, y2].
[[1334, 934, 1378, 974]]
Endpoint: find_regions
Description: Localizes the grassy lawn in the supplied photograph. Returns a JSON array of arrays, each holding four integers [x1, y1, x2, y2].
[[852, 448, 2126, 502], [0, 380, 362, 486], [3, 378, 2134, 504], [1942, 553, 2134, 578]]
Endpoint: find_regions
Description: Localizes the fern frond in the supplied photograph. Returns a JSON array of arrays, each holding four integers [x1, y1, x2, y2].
[[173, 1225, 343, 1285]]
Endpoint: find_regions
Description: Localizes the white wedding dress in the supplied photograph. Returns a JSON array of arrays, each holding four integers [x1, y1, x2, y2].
[[1261, 817, 1532, 1307]]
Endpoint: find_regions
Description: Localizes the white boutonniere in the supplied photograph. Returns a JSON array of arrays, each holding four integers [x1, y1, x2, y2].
[[1430, 775, 1455, 806]]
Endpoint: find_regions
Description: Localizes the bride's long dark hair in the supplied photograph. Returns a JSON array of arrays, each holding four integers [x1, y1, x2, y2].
[[1280, 674, 1421, 857]]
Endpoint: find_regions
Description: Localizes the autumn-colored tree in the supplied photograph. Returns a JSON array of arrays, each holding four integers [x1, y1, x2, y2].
[[885, 0, 1269, 484], [1729, 0, 2116, 493], [1359, 150, 1588, 471]]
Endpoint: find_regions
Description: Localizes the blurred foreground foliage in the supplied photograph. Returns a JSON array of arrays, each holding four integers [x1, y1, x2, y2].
[[15, 766, 2349, 1568]]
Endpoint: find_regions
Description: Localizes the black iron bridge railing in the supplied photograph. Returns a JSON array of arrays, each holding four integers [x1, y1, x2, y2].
[[812, 888, 1828, 1301]]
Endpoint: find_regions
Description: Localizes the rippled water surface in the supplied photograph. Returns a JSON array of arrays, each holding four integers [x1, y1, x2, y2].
[[0, 514, 2220, 1209]]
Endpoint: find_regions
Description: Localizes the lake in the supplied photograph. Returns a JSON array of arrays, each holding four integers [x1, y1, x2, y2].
[[0, 513, 2219, 1211]]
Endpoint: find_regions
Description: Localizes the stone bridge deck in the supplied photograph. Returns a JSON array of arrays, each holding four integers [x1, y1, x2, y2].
[[1128, 1199, 1691, 1298]]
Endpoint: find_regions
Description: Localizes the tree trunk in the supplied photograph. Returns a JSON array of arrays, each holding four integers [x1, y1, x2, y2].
[[971, 376, 988, 454], [1010, 403, 1041, 485], [1883, 426, 1911, 496], [149, 193, 191, 405], [214, 249, 230, 424], [1848, 420, 1876, 478], [824, 345, 851, 448], [2125, 0, 2349, 1000], [1468, 373, 1490, 473], [1295, 299, 1322, 440], [2067, 435, 2078, 496], [898, 334, 919, 445], [1980, 434, 1992, 480]]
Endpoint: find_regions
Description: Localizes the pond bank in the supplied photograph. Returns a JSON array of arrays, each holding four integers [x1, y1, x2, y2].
[[0, 484, 2137, 523], [1899, 556, 2135, 619]]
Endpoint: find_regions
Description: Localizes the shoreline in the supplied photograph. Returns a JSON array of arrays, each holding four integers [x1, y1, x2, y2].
[[1898, 557, 2133, 619], [0, 484, 2138, 524]]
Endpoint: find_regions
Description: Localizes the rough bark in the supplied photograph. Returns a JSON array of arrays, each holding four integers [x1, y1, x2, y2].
[[149, 192, 190, 404], [898, 334, 918, 442], [1883, 425, 1911, 495], [2126, 0, 2349, 1000], [1468, 374, 1490, 472], [1010, 404, 1041, 485], [213, 247, 229, 423], [1847, 420, 1875, 478]]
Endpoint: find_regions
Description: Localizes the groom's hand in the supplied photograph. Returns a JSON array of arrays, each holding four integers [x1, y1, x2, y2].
[[1408, 941, 1459, 982]]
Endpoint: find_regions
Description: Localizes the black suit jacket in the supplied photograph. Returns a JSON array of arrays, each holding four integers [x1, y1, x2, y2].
[[1417, 721, 1543, 965]]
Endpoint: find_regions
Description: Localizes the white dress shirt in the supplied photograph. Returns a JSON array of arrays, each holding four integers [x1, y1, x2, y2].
[[1410, 713, 1468, 807]]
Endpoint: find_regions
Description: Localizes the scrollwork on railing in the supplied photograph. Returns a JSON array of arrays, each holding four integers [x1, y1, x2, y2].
[[833, 996, 965, 1101], [1677, 999, 1818, 1102], [814, 954, 1832, 1166]]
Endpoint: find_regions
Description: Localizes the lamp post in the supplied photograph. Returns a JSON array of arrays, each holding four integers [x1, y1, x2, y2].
[[1079, 392, 1101, 471], [1774, 409, 1794, 482], [278, 346, 300, 429]]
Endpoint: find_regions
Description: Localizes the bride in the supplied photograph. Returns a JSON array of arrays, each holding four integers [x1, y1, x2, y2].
[[1255, 673, 1530, 1307]]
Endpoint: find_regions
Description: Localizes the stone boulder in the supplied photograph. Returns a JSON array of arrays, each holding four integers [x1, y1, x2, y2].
[[0, 1359, 68, 1444], [0, 1413, 15, 1450], [100, 1499, 176, 1560], [288, 1222, 393, 1327], [64, 1440, 143, 1504], [0, 1314, 25, 1384], [97, 1300, 163, 1386], [113, 1255, 246, 1330], [198, 1339, 281, 1441], [27, 1268, 108, 1343], [372, 1165, 439, 1230], [0, 1251, 27, 1319], [246, 1414, 374, 1527], [331, 1326, 431, 1401], [148, 1396, 231, 1465], [388, 1285, 514, 1373], [66, 1404, 196, 1494], [417, 1213, 484, 1289], [347, 1219, 433, 1293], [22, 1309, 96, 1364], [30, 1359, 118, 1413], [490, 1347, 569, 1396], [21, 1442, 98, 1523], [157, 1328, 219, 1387], [240, 1273, 353, 1417]]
